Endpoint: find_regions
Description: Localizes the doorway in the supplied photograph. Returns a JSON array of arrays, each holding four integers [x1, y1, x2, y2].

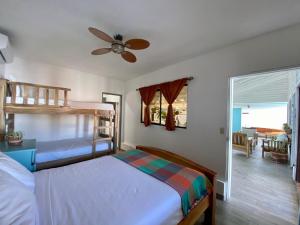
[[102, 92, 122, 150], [226, 68, 299, 224]]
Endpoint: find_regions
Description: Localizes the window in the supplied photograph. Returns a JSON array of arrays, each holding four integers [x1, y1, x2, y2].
[[141, 85, 188, 128]]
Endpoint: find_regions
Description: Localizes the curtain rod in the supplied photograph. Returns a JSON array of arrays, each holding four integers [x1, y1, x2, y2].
[[136, 76, 194, 91]]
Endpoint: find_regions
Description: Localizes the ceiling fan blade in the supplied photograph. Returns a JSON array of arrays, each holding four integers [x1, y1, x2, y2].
[[88, 27, 114, 43], [121, 51, 137, 63], [125, 39, 150, 50], [91, 48, 112, 55]]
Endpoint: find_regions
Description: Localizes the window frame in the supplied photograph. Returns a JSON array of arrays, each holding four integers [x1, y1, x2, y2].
[[140, 84, 187, 129]]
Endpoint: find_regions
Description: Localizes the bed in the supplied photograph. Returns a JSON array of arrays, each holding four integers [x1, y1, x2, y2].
[[0, 145, 216, 225], [36, 137, 113, 164], [35, 155, 182, 225], [1, 81, 118, 169]]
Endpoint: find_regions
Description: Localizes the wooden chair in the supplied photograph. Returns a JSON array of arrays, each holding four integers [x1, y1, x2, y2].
[[241, 128, 258, 149], [251, 133, 258, 149], [232, 132, 253, 157], [261, 139, 289, 161]]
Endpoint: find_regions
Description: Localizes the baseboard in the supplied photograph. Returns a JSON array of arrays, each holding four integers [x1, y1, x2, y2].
[[121, 142, 136, 150], [216, 179, 227, 200], [216, 193, 225, 200]]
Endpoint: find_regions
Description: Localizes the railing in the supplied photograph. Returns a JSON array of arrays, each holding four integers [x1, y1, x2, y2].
[[7, 81, 71, 107]]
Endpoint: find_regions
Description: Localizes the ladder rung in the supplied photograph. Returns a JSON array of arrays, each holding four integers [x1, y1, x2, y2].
[[94, 126, 111, 129], [98, 118, 115, 122], [94, 113, 111, 117], [93, 137, 112, 143]]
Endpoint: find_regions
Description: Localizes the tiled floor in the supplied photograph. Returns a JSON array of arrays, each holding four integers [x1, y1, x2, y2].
[[215, 142, 298, 225]]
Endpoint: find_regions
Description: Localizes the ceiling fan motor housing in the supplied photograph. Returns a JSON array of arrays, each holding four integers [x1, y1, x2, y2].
[[111, 40, 124, 54]]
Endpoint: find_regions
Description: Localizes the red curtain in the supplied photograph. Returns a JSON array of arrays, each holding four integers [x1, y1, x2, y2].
[[139, 85, 158, 127], [160, 78, 188, 131]]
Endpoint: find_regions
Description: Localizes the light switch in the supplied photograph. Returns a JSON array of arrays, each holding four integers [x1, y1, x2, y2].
[[219, 127, 225, 134]]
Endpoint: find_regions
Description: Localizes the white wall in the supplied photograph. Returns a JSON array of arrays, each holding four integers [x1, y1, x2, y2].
[[124, 23, 300, 193], [241, 104, 288, 129], [4, 57, 125, 141], [0, 64, 4, 76]]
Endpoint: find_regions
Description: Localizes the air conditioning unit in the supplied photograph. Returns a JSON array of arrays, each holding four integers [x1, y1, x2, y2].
[[0, 33, 13, 63]]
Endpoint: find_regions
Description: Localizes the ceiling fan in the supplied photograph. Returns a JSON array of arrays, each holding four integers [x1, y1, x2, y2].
[[88, 27, 150, 63]]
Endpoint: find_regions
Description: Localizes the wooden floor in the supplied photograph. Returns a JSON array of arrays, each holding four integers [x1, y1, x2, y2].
[[215, 142, 298, 225]]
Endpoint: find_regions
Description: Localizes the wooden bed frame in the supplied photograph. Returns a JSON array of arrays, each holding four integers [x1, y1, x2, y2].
[[136, 145, 216, 225]]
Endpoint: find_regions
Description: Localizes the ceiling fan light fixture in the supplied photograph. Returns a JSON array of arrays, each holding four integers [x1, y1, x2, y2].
[[111, 40, 124, 54]]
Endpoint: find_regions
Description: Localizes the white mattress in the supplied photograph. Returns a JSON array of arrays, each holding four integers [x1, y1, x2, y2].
[[69, 100, 114, 111], [36, 138, 113, 163], [6, 97, 114, 111], [34, 156, 182, 225]]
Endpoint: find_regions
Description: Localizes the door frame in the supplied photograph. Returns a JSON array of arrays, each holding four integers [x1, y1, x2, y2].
[[296, 85, 300, 182], [102, 92, 123, 149], [226, 66, 300, 200]]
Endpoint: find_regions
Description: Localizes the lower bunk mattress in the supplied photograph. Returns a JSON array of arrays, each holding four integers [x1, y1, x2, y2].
[[36, 138, 113, 164]]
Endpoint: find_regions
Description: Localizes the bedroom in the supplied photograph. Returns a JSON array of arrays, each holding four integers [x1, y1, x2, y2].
[[1, 1, 300, 225]]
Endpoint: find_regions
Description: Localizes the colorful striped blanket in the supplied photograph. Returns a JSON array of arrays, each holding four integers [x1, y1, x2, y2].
[[113, 149, 208, 216]]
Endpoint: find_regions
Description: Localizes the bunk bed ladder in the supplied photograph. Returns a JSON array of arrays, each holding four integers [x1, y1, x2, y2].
[[92, 110, 113, 157]]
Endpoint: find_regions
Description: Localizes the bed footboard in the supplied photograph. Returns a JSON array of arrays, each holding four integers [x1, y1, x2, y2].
[[136, 145, 216, 225]]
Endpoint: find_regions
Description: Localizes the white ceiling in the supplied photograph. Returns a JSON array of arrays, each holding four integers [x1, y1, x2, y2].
[[1, 0, 300, 80], [233, 70, 297, 105]]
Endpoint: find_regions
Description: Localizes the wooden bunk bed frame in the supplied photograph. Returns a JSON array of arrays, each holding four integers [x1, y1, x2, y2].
[[136, 146, 216, 225], [0, 79, 118, 169]]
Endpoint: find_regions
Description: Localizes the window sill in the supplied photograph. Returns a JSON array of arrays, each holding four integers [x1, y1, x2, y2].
[[140, 122, 187, 129]]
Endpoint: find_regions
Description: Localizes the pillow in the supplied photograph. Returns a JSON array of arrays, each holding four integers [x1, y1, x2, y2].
[[0, 170, 39, 225], [0, 152, 35, 192]]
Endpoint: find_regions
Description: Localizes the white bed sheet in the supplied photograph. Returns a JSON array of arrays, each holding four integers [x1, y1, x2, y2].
[[36, 138, 113, 163], [34, 156, 183, 225]]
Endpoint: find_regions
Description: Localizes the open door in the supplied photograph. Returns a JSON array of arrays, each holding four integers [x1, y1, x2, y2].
[[102, 92, 122, 150], [295, 87, 300, 181]]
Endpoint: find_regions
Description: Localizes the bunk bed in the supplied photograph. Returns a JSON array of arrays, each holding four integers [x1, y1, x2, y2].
[[0, 80, 117, 169]]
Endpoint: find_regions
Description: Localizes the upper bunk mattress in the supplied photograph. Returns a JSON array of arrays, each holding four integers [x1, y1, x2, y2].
[[68, 101, 114, 111], [34, 156, 183, 225], [36, 138, 113, 164]]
